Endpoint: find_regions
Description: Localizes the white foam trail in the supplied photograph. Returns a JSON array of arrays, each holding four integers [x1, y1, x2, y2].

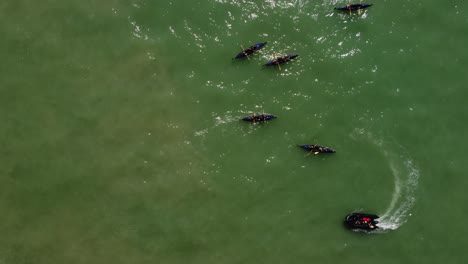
[[194, 110, 263, 137], [378, 158, 420, 231], [352, 129, 421, 232]]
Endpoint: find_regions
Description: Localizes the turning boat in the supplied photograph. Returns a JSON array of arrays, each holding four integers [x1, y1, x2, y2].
[[264, 54, 298, 67], [241, 114, 277, 123], [299, 144, 336, 155], [344, 213, 379, 231], [234, 42, 267, 59], [335, 3, 373, 12]]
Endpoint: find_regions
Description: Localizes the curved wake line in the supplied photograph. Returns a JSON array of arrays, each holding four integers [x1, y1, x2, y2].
[[352, 129, 421, 232], [378, 158, 420, 231]]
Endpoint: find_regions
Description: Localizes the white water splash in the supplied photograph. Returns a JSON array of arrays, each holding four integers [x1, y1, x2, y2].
[[351, 129, 421, 232], [129, 19, 148, 40], [378, 158, 420, 231], [194, 109, 272, 138]]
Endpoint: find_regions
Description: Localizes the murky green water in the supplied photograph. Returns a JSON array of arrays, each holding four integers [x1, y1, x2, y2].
[[1, 0, 468, 263]]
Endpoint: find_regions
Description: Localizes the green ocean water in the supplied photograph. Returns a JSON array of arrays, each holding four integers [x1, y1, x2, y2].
[[1, 0, 468, 263]]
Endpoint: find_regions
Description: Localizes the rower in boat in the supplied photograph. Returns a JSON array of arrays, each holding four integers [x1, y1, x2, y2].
[[335, 1, 373, 14], [264, 54, 298, 70], [241, 114, 277, 123], [298, 144, 336, 155], [233, 42, 267, 60]]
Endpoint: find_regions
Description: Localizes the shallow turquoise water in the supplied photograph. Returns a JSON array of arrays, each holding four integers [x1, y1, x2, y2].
[[1, 0, 468, 263]]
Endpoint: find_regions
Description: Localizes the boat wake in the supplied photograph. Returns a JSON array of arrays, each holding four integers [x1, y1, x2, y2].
[[194, 109, 271, 138], [351, 130, 421, 232], [378, 155, 420, 231]]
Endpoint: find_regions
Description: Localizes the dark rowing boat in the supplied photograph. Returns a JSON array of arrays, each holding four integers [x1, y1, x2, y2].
[[335, 3, 373, 12], [344, 213, 379, 231], [264, 54, 298, 67], [234, 42, 267, 59], [298, 144, 336, 155], [241, 114, 277, 123]]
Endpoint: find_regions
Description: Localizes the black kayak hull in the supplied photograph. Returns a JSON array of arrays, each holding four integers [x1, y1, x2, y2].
[[242, 114, 277, 123], [299, 144, 336, 154], [344, 213, 379, 230], [234, 42, 267, 59], [264, 54, 298, 66], [335, 3, 373, 11]]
